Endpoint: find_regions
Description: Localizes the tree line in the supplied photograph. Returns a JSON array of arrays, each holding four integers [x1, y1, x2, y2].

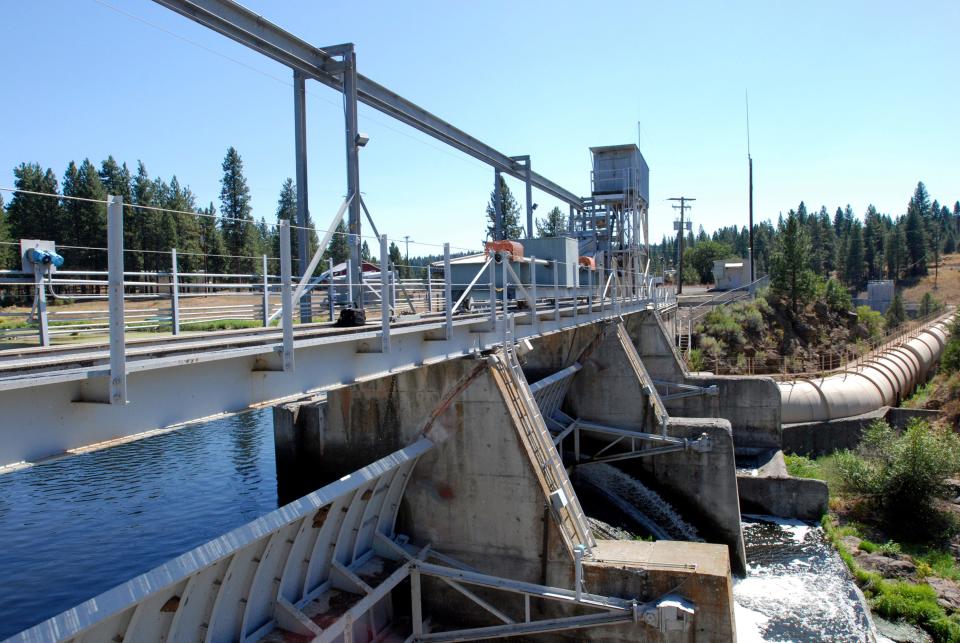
[[653, 182, 959, 297], [0, 147, 336, 276]]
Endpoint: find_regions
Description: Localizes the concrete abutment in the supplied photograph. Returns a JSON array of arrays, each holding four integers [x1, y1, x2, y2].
[[274, 332, 738, 640]]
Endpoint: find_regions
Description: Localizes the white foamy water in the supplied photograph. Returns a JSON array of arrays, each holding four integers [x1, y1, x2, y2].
[[734, 516, 876, 642]]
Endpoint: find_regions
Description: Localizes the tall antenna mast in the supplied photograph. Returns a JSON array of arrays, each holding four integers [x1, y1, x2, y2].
[[746, 90, 755, 282]]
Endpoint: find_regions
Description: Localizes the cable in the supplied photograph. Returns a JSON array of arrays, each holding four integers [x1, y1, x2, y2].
[[89, 0, 489, 172]]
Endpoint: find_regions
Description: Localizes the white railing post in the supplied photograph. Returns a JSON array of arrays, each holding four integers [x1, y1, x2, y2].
[[107, 194, 126, 404], [444, 243, 453, 339], [501, 259, 509, 331], [553, 260, 560, 322], [599, 264, 605, 317], [379, 234, 390, 352], [279, 219, 295, 372], [328, 258, 335, 322], [346, 258, 353, 308], [261, 254, 269, 327], [530, 256, 538, 330], [426, 266, 433, 313], [32, 263, 50, 347], [488, 257, 497, 329], [171, 248, 181, 336], [587, 266, 593, 314]]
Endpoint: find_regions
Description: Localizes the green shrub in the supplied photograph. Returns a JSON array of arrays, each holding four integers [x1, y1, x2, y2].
[[835, 419, 960, 540], [920, 292, 942, 317], [856, 305, 885, 340], [824, 278, 853, 313], [699, 335, 723, 360], [731, 301, 766, 335], [784, 454, 821, 479], [701, 307, 746, 348], [942, 340, 960, 374], [686, 348, 705, 372]]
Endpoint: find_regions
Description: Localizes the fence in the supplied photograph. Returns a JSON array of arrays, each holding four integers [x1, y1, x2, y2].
[[685, 304, 955, 378]]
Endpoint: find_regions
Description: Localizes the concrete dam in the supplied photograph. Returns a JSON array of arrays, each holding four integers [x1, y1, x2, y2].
[[14, 302, 953, 642], [2, 2, 955, 641]]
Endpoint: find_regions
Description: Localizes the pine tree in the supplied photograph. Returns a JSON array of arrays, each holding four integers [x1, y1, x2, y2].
[[61, 159, 107, 269], [324, 220, 351, 265], [771, 211, 817, 312], [817, 207, 836, 274], [144, 177, 178, 272], [885, 292, 906, 329], [863, 205, 884, 280], [905, 202, 928, 277], [219, 147, 256, 273], [388, 241, 403, 278], [885, 219, 908, 280], [485, 176, 523, 240], [536, 206, 567, 238], [843, 220, 865, 288], [6, 163, 62, 243], [130, 161, 157, 272], [198, 202, 227, 274], [274, 178, 316, 263], [164, 176, 201, 272], [99, 156, 131, 202], [361, 240, 371, 262], [0, 196, 11, 270]]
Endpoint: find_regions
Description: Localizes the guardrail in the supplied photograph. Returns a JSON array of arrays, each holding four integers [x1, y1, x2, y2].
[[687, 305, 955, 378]]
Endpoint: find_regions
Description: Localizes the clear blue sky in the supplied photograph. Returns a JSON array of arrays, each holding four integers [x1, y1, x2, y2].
[[2, 0, 957, 256]]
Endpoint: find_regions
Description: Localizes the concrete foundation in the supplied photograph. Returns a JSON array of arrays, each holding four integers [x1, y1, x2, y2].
[[625, 311, 782, 449], [781, 406, 943, 457], [736, 449, 828, 521], [545, 322, 747, 576], [274, 348, 738, 640]]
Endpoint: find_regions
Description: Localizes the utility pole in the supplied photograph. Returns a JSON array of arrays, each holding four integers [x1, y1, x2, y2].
[[669, 197, 695, 295], [746, 91, 755, 283]]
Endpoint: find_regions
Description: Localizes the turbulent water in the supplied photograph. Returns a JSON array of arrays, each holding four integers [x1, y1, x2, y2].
[[735, 515, 877, 642], [575, 462, 702, 541], [0, 409, 279, 640]]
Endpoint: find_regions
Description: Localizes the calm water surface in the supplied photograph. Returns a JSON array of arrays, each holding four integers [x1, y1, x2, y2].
[[0, 409, 279, 639]]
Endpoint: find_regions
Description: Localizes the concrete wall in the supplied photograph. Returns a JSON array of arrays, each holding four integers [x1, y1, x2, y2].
[[557, 323, 747, 576], [629, 417, 748, 577], [781, 406, 944, 457], [624, 310, 783, 449], [275, 352, 738, 640], [737, 475, 828, 521]]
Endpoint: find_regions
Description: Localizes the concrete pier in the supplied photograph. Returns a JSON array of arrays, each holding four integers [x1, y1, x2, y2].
[[274, 347, 738, 640]]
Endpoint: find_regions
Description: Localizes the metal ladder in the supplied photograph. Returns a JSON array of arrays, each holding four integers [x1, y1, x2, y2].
[[498, 321, 596, 552]]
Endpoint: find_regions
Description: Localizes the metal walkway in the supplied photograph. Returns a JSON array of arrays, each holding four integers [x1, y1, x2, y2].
[[0, 294, 674, 469]]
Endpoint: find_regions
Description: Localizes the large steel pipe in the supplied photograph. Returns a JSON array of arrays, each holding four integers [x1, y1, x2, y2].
[[779, 316, 954, 424]]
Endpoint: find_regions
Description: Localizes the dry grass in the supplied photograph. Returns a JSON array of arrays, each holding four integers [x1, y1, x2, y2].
[[901, 253, 960, 306]]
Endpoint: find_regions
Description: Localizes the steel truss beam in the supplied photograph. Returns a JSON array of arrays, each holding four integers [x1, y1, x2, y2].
[[152, 0, 583, 207]]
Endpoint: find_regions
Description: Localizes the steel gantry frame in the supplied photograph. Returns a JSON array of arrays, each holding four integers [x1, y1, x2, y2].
[[153, 0, 585, 295]]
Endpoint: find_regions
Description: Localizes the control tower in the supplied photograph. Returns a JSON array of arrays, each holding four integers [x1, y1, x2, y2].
[[571, 144, 650, 281]]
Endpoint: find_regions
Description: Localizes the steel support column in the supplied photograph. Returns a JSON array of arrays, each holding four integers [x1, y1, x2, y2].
[[293, 69, 312, 321], [493, 168, 503, 240], [280, 219, 295, 371], [107, 195, 126, 404], [342, 45, 362, 307]]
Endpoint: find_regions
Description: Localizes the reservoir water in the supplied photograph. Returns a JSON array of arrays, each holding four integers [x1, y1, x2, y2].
[[0, 409, 279, 640]]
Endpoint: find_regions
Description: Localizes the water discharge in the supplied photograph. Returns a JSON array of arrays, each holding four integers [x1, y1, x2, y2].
[[735, 515, 878, 642], [576, 462, 701, 541]]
